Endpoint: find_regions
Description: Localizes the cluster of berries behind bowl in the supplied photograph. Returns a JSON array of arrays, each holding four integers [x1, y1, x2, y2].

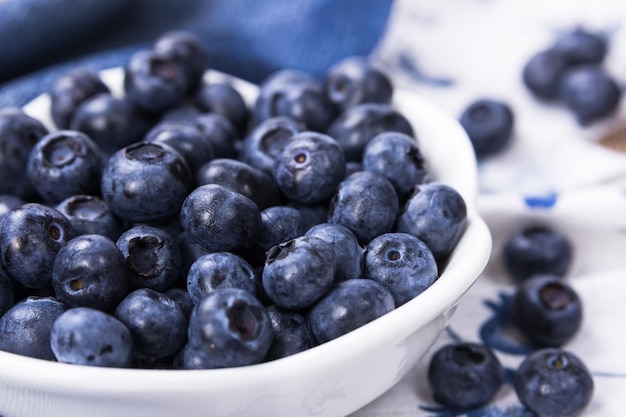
[[0, 30, 469, 371]]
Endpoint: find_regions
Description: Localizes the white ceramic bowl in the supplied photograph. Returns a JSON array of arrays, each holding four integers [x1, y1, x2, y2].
[[0, 69, 492, 417]]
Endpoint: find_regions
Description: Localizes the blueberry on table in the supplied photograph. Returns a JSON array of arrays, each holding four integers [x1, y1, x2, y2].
[[364, 232, 438, 307], [552, 27, 608, 66], [264, 305, 314, 361], [458, 99, 514, 159], [427, 342, 505, 410], [180, 184, 261, 253], [26, 130, 103, 204], [502, 224, 573, 283], [0, 203, 76, 289], [305, 223, 364, 282], [522, 49, 571, 100], [0, 296, 66, 360], [100, 141, 193, 223], [52, 234, 129, 311], [272, 131, 346, 205], [116, 225, 181, 292], [50, 307, 133, 368], [512, 275, 582, 348], [193, 82, 250, 135], [306, 278, 395, 344], [55, 194, 122, 240], [186, 288, 273, 369], [240, 116, 302, 174], [514, 348, 594, 417], [262, 236, 336, 310]]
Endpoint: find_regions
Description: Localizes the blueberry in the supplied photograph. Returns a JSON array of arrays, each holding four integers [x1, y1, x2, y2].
[[114, 288, 187, 360], [362, 131, 428, 196], [186, 288, 273, 369], [55, 194, 123, 240], [180, 184, 261, 253], [186, 252, 257, 304], [50, 306, 133, 368], [553, 27, 608, 66], [176, 231, 211, 282], [396, 182, 467, 263], [49, 69, 110, 130], [256, 205, 305, 253], [264, 305, 314, 361], [192, 113, 239, 159], [0, 296, 66, 360], [27, 130, 103, 204], [305, 222, 364, 282], [70, 93, 154, 157], [514, 348, 593, 417], [364, 232, 438, 306], [323, 56, 393, 111], [0, 108, 49, 198], [0, 267, 14, 317], [326, 103, 414, 162], [427, 342, 505, 410], [273, 131, 346, 205], [522, 49, 571, 100], [306, 278, 395, 344], [164, 287, 194, 320], [512, 275, 582, 348], [194, 82, 250, 135], [458, 99, 515, 158], [116, 225, 181, 292], [159, 104, 203, 123], [262, 236, 336, 310], [0, 194, 25, 220], [329, 171, 399, 244], [195, 158, 282, 210], [502, 224, 573, 283], [240, 116, 302, 174], [288, 202, 329, 231], [124, 49, 189, 114], [52, 234, 129, 311], [559, 65, 622, 125], [0, 203, 76, 289], [101, 141, 193, 223]]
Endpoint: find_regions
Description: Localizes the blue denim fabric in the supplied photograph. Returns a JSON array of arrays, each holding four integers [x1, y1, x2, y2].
[[0, 0, 393, 107]]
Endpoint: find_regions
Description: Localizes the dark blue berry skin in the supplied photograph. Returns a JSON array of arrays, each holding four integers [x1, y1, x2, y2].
[[323, 56, 393, 112], [514, 348, 593, 417], [428, 342, 505, 410], [0, 194, 25, 220], [256, 205, 305, 253], [55, 194, 123, 240], [186, 288, 273, 369], [240, 116, 302, 174], [364, 232, 438, 307], [0, 108, 49, 198], [307, 278, 395, 344], [194, 82, 249, 135], [114, 288, 187, 360], [326, 103, 414, 162], [191, 112, 239, 159], [512, 275, 582, 348], [288, 202, 329, 231], [186, 252, 257, 305], [160, 104, 203, 123], [553, 27, 608, 66], [396, 182, 467, 263], [164, 287, 194, 320], [50, 306, 133, 368], [458, 99, 515, 159], [124, 49, 189, 114], [180, 184, 261, 253], [49, 69, 110, 130], [144, 121, 215, 174], [70, 93, 154, 157], [522, 49, 571, 100], [264, 305, 313, 361], [116, 226, 181, 292], [0, 267, 14, 317], [362, 131, 428, 196], [52, 234, 129, 312], [273, 131, 346, 205], [0, 296, 66, 360], [0, 203, 76, 289], [262, 236, 336, 310], [559, 65, 622, 125], [254, 69, 338, 132], [329, 171, 399, 244], [503, 225, 573, 283], [304, 222, 363, 282], [195, 158, 282, 210], [154, 30, 210, 95], [101, 141, 193, 223], [176, 231, 211, 282], [27, 130, 103, 204]]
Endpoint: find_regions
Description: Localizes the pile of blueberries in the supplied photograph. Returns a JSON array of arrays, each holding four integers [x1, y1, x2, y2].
[[0, 31, 469, 371], [427, 224, 593, 417]]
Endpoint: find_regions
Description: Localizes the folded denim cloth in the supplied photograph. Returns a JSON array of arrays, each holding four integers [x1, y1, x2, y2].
[[0, 0, 393, 107]]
